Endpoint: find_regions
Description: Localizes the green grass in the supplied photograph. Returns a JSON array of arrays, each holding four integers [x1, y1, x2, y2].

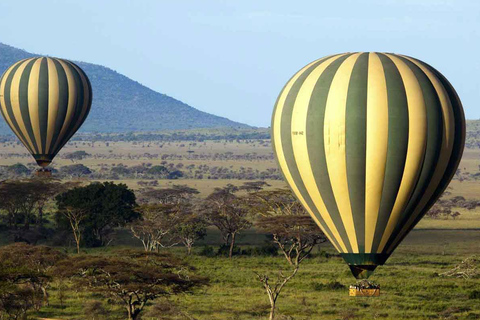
[[2, 134, 480, 319], [23, 229, 480, 320]]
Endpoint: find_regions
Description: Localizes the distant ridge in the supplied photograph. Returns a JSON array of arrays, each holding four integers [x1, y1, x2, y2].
[[0, 43, 249, 134]]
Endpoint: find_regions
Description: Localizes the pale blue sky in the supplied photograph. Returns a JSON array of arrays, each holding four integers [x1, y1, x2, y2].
[[0, 0, 478, 127]]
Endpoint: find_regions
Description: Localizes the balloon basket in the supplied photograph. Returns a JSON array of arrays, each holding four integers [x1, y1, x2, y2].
[[349, 280, 380, 297], [35, 168, 52, 178]]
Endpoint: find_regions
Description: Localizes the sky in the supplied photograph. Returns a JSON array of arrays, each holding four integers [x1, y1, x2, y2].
[[0, 0, 478, 127]]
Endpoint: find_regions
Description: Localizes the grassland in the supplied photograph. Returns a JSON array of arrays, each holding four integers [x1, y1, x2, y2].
[[26, 229, 480, 320], [2, 135, 480, 224], [1, 131, 480, 319]]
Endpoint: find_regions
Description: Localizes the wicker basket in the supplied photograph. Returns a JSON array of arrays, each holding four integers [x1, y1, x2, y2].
[[349, 287, 380, 297], [35, 170, 52, 177]]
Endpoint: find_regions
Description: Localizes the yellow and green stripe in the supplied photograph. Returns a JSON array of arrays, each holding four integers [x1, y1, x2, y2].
[[272, 52, 465, 278], [0, 57, 92, 167]]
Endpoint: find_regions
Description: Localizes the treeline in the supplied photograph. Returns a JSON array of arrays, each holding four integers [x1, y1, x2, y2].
[[0, 162, 282, 181], [59, 149, 274, 162], [0, 130, 270, 144], [425, 195, 480, 219], [68, 130, 271, 142], [0, 180, 327, 319], [0, 128, 270, 143]]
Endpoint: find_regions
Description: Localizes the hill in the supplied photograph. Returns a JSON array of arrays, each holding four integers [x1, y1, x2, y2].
[[0, 43, 249, 134]]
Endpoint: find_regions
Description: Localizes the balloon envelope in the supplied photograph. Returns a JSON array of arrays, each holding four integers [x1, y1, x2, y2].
[[0, 57, 92, 167], [272, 52, 465, 278]]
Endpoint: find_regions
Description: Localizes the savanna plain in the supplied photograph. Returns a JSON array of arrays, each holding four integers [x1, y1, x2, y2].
[[1, 127, 480, 320]]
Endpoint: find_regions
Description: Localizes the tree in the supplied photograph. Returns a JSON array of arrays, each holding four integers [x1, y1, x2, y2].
[[239, 181, 270, 193], [63, 150, 90, 161], [0, 180, 43, 229], [0, 180, 66, 230], [60, 164, 92, 177], [55, 250, 208, 320], [5, 163, 30, 177], [0, 284, 37, 320], [147, 165, 168, 177], [32, 179, 75, 226], [250, 189, 328, 320], [56, 182, 139, 247], [0, 243, 66, 314], [133, 186, 204, 254], [200, 185, 252, 258], [130, 204, 182, 252], [139, 185, 199, 204], [60, 207, 87, 254], [176, 211, 207, 255], [167, 170, 184, 179]]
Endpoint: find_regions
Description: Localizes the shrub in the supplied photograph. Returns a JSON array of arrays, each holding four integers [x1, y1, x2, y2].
[[469, 290, 480, 299], [199, 246, 216, 257], [241, 243, 278, 256], [84, 301, 107, 319], [60, 164, 92, 176], [217, 244, 241, 257], [6, 163, 30, 176], [315, 250, 333, 259]]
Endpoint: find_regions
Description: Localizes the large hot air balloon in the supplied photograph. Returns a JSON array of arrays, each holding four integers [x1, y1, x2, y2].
[[272, 52, 465, 279], [0, 57, 92, 169]]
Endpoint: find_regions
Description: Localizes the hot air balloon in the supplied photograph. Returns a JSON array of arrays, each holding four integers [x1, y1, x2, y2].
[[272, 52, 465, 280], [0, 57, 92, 173]]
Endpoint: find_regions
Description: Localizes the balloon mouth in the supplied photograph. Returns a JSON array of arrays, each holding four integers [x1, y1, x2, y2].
[[341, 253, 390, 279], [349, 265, 378, 279], [35, 159, 51, 168], [33, 155, 53, 168]]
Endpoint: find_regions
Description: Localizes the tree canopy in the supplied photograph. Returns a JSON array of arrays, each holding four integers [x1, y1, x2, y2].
[[56, 182, 139, 247]]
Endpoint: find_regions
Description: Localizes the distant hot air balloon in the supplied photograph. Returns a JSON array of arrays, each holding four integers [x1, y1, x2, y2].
[[0, 57, 92, 169], [272, 52, 465, 279]]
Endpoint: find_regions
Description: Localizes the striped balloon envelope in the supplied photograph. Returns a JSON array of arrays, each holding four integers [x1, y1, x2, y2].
[[272, 52, 465, 279], [0, 57, 92, 168]]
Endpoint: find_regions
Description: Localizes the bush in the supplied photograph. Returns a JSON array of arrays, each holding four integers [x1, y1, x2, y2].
[[144, 299, 180, 318], [167, 170, 184, 179], [64, 150, 90, 160], [147, 165, 168, 176], [469, 290, 480, 299], [241, 243, 278, 256], [315, 250, 333, 259], [12, 226, 54, 245], [6, 163, 30, 176], [198, 246, 216, 257], [217, 244, 241, 257], [84, 301, 107, 319], [60, 164, 92, 176]]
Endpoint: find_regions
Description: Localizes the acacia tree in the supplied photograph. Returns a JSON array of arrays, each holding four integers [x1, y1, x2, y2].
[[56, 250, 208, 320], [59, 207, 87, 254], [130, 204, 182, 252], [132, 186, 202, 253], [139, 185, 199, 205], [250, 189, 327, 320], [176, 211, 207, 255], [200, 185, 252, 258], [0, 180, 48, 229], [239, 181, 270, 193], [56, 182, 139, 247], [0, 243, 66, 313], [36, 180, 80, 225]]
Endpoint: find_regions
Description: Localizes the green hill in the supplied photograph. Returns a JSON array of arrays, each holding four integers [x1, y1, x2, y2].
[[0, 43, 249, 134]]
